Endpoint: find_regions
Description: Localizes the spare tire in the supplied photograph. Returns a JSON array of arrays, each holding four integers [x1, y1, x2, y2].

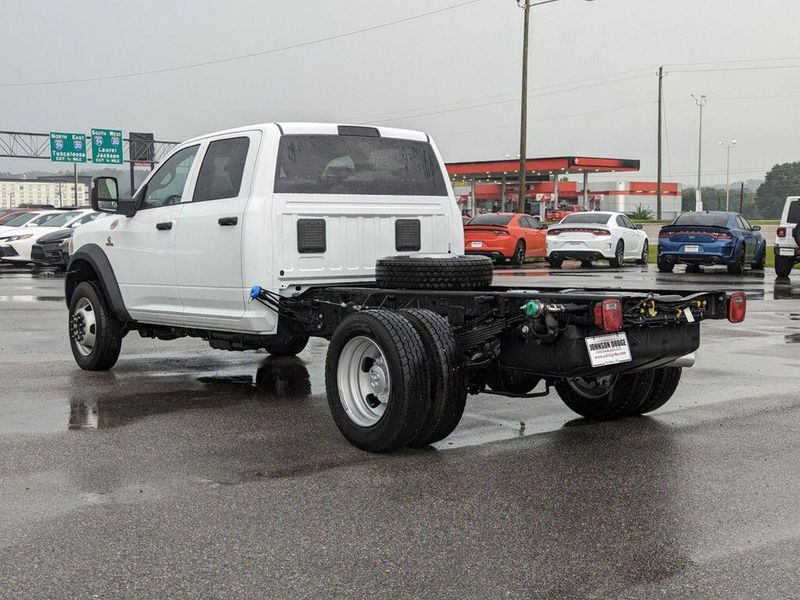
[[376, 254, 493, 290]]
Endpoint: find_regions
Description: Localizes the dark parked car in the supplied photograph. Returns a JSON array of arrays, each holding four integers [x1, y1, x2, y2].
[[30, 228, 73, 269], [657, 211, 766, 274]]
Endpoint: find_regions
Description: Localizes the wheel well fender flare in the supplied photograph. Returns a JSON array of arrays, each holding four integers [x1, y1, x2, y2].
[[65, 244, 132, 322]]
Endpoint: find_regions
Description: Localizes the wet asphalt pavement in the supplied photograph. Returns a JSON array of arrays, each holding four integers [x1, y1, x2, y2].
[[0, 262, 798, 599]]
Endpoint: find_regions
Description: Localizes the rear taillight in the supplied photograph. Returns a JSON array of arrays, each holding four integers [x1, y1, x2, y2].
[[659, 231, 671, 239], [494, 229, 510, 236], [717, 232, 732, 239], [593, 298, 624, 333], [728, 292, 747, 324], [547, 229, 560, 236], [593, 229, 611, 237], [777, 227, 786, 238]]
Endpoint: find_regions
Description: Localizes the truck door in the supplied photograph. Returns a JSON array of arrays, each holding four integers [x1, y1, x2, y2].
[[112, 145, 200, 318], [174, 132, 259, 321]]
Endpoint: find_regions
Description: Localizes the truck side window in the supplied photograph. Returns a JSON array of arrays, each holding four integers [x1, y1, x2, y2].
[[788, 201, 800, 224], [141, 145, 199, 210], [192, 137, 250, 203]]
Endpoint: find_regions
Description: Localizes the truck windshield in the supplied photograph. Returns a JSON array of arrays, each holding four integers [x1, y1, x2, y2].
[[561, 213, 612, 225], [467, 214, 512, 226], [673, 213, 731, 228], [274, 135, 448, 196]]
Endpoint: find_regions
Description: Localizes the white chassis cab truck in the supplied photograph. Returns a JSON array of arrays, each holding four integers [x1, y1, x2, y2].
[[775, 196, 800, 278], [66, 123, 747, 452]]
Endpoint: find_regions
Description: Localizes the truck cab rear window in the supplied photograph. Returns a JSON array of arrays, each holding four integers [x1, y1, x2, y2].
[[274, 135, 447, 196], [788, 200, 800, 224]]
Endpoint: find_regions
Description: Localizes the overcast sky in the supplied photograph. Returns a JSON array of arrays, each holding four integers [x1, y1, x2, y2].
[[2, 0, 799, 185]]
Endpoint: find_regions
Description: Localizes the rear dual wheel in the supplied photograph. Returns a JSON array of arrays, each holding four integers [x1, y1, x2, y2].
[[325, 309, 467, 452], [556, 367, 682, 420]]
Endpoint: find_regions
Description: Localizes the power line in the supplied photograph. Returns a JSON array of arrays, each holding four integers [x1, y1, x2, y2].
[[345, 66, 654, 123], [669, 63, 800, 74], [360, 73, 652, 124], [0, 0, 486, 87]]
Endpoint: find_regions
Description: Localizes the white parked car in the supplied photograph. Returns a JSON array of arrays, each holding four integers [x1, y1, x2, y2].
[[775, 196, 799, 278], [546, 211, 649, 268], [0, 210, 98, 264], [0, 210, 62, 234]]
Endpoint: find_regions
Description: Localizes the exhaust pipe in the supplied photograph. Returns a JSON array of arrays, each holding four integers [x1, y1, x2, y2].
[[667, 353, 696, 369]]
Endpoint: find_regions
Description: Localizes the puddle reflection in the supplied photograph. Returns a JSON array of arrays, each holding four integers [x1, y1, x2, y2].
[[69, 356, 311, 430], [773, 280, 800, 300]]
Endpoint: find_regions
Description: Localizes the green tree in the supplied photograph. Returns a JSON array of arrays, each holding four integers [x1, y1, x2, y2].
[[756, 162, 800, 218], [681, 186, 762, 219]]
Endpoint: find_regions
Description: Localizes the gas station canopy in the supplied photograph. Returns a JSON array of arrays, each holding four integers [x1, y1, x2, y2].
[[446, 156, 640, 178]]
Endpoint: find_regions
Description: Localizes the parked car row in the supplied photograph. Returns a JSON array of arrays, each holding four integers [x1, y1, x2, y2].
[[463, 208, 778, 276], [0, 208, 101, 269]]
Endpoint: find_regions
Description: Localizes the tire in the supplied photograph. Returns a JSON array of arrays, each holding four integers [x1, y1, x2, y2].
[[375, 255, 492, 291], [727, 245, 746, 275], [751, 243, 766, 270], [325, 310, 430, 452], [555, 371, 655, 420], [685, 264, 701, 274], [580, 260, 593, 269], [68, 281, 123, 371], [775, 254, 794, 278], [263, 333, 309, 356], [633, 367, 682, 414], [636, 240, 649, 265], [512, 240, 526, 266], [398, 309, 467, 446], [657, 259, 674, 273], [548, 256, 564, 269], [609, 240, 625, 268], [486, 368, 541, 395]]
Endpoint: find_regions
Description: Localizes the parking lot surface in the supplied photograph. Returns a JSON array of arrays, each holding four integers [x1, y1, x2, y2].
[[1, 262, 798, 599]]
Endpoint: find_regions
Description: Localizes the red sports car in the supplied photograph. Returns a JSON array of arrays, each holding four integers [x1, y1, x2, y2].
[[464, 212, 547, 265]]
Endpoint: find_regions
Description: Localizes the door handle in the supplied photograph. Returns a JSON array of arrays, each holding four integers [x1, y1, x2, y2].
[[156, 222, 173, 231], [218, 216, 238, 226]]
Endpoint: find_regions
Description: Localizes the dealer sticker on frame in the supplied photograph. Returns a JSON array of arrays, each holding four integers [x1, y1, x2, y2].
[[585, 332, 632, 368]]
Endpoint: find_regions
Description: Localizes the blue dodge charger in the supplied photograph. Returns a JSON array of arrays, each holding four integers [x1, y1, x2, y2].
[[657, 211, 766, 274]]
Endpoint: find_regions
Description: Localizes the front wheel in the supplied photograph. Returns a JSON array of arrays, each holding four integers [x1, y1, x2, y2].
[[775, 254, 794, 278], [68, 281, 123, 371], [636, 240, 649, 265], [608, 240, 625, 268], [555, 371, 655, 420], [512, 240, 526, 266], [751, 244, 766, 270]]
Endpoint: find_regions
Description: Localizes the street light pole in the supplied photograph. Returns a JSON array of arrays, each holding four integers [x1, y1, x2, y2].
[[720, 139, 736, 211], [515, 0, 594, 215], [691, 94, 708, 211]]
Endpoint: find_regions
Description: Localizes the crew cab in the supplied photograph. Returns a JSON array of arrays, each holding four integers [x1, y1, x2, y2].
[[775, 196, 800, 278], [66, 123, 746, 452]]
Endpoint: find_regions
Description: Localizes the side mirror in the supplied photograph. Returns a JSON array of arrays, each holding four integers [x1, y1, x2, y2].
[[91, 177, 119, 213], [635, 224, 643, 229], [752, 225, 762, 231], [541, 223, 549, 229]]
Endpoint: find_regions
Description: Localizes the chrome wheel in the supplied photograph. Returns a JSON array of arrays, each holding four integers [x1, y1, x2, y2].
[[567, 374, 618, 399], [337, 336, 392, 427], [70, 297, 97, 357], [616, 242, 625, 265]]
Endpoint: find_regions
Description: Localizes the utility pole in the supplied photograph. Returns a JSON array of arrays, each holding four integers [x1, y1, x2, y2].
[[73, 163, 78, 206], [516, 0, 531, 214], [691, 94, 708, 211], [656, 66, 663, 220], [720, 139, 736, 211], [739, 182, 744, 214]]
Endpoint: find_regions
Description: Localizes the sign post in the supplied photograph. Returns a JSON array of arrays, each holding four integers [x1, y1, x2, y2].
[[91, 128, 123, 164]]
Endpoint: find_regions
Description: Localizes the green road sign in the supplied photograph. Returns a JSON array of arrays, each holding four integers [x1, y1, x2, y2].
[[49, 132, 87, 163], [91, 128, 123, 164]]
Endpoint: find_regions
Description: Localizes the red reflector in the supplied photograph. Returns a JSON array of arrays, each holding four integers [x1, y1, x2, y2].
[[777, 227, 786, 238], [594, 298, 624, 333], [728, 292, 747, 323]]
